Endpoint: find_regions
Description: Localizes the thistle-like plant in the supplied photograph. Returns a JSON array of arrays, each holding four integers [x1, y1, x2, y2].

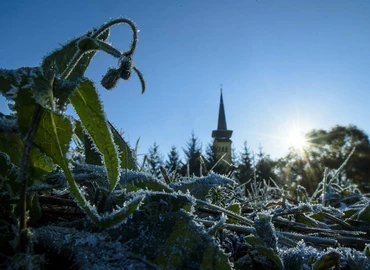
[[0, 18, 146, 253]]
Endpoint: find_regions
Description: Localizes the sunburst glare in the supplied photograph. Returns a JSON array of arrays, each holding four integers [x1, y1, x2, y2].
[[287, 128, 308, 150]]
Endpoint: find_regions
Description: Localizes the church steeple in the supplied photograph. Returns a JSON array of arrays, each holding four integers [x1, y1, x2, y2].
[[217, 89, 227, 130], [212, 87, 233, 140], [212, 87, 233, 164]]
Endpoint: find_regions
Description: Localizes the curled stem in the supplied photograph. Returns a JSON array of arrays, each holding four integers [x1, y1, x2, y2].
[[91, 18, 138, 55], [61, 18, 138, 79]]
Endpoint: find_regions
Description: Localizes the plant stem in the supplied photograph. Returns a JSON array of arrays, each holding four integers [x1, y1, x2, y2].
[[91, 18, 138, 55], [17, 105, 43, 253]]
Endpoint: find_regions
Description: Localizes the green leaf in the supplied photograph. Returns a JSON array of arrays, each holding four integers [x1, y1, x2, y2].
[[121, 173, 173, 193], [69, 80, 120, 192], [12, 77, 38, 136], [29, 69, 55, 110], [108, 122, 137, 170], [32, 111, 99, 225], [227, 203, 241, 214], [0, 132, 23, 167], [32, 111, 92, 217], [41, 29, 110, 80], [29, 148, 55, 178], [312, 251, 341, 270], [226, 203, 241, 224]]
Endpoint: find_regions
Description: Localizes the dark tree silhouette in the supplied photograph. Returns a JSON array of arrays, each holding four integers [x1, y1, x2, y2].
[[181, 131, 203, 177], [234, 141, 254, 184], [147, 142, 164, 178], [165, 145, 182, 172], [205, 141, 228, 175], [277, 125, 370, 194]]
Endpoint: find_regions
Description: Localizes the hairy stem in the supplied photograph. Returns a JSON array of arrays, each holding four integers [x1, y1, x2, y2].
[[17, 105, 43, 253], [91, 18, 138, 55]]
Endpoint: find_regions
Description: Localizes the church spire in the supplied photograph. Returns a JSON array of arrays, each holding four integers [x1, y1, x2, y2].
[[217, 87, 227, 130], [212, 86, 233, 140]]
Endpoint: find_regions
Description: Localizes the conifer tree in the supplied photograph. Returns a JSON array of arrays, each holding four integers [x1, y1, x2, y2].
[[255, 145, 278, 183], [181, 131, 203, 177], [205, 141, 228, 175], [235, 141, 254, 184], [147, 142, 164, 178], [165, 145, 182, 172]]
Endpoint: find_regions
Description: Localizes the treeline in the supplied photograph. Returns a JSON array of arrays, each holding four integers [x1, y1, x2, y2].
[[145, 125, 370, 194]]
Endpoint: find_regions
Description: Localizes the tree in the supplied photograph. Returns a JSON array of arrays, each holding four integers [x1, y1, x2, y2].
[[234, 141, 254, 184], [165, 145, 182, 172], [277, 125, 370, 194], [147, 142, 164, 178], [255, 145, 279, 184], [205, 141, 228, 175], [181, 131, 203, 177]]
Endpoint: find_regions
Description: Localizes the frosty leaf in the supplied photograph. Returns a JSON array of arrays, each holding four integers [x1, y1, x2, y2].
[[41, 29, 110, 80], [32, 226, 153, 269], [197, 199, 254, 226], [108, 121, 137, 170], [0, 118, 54, 180], [52, 78, 81, 111], [98, 195, 143, 228], [207, 213, 227, 236], [29, 68, 55, 110], [171, 173, 235, 200], [245, 235, 283, 269], [281, 242, 318, 269], [33, 112, 72, 168], [140, 192, 194, 216], [0, 152, 18, 195], [226, 203, 241, 224], [32, 111, 91, 219], [119, 210, 231, 269], [69, 80, 120, 192], [295, 213, 327, 228], [121, 171, 173, 193], [0, 67, 33, 101], [365, 244, 370, 257], [48, 165, 174, 194], [254, 213, 278, 250], [32, 111, 137, 227], [10, 73, 39, 137]]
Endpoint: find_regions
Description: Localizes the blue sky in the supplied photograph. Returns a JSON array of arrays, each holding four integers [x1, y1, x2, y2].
[[1, 0, 370, 162]]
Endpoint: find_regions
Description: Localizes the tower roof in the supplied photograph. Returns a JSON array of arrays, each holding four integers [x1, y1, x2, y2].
[[217, 89, 227, 130], [212, 87, 233, 139]]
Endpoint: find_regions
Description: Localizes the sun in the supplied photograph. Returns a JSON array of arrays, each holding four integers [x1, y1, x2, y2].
[[287, 128, 307, 150]]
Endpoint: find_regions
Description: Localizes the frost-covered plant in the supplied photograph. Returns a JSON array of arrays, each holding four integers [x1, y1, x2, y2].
[[0, 18, 146, 254]]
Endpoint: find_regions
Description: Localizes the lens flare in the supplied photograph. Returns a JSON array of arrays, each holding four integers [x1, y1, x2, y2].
[[287, 128, 307, 150]]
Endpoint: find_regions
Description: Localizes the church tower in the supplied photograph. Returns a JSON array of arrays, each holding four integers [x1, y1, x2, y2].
[[212, 88, 233, 164]]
